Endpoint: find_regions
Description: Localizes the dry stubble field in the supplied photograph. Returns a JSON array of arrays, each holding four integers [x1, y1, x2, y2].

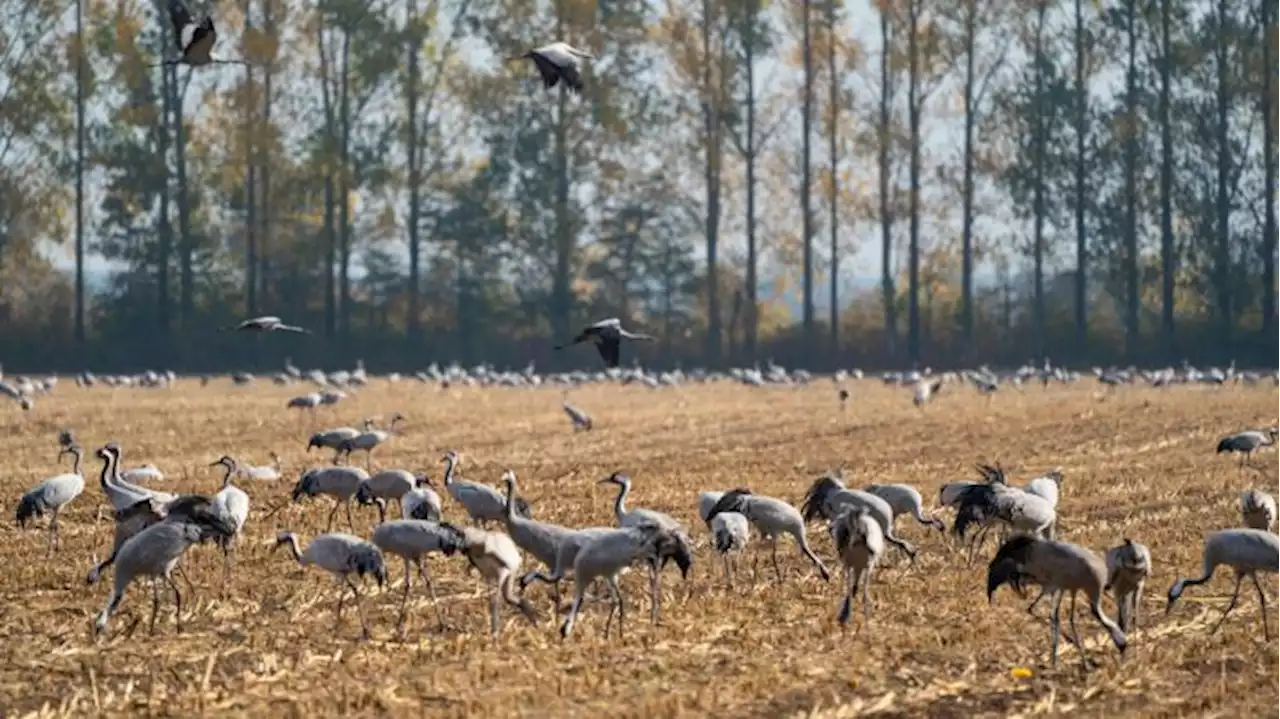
[[0, 378, 1277, 718]]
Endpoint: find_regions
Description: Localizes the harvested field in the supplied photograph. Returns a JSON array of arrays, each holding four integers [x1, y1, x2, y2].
[[0, 379, 1276, 718]]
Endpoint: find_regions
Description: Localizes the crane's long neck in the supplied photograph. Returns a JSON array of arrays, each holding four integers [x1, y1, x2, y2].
[[504, 480, 519, 521], [613, 481, 631, 523], [98, 452, 115, 493], [220, 463, 235, 488], [443, 457, 456, 486], [71, 448, 83, 475]]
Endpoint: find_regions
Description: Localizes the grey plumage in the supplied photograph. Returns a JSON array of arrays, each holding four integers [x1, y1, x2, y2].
[[1167, 528, 1279, 639], [1240, 489, 1277, 531], [446, 523, 539, 637], [402, 478, 444, 522], [498, 470, 575, 604], [801, 473, 917, 562], [831, 506, 885, 626], [357, 468, 430, 522], [706, 487, 830, 583], [558, 523, 686, 640], [442, 451, 530, 526], [519, 526, 615, 599], [697, 490, 725, 524], [863, 482, 946, 533], [370, 519, 466, 633], [275, 531, 387, 639], [600, 472, 693, 623], [987, 535, 1127, 667], [92, 520, 220, 636], [1105, 538, 1152, 632], [290, 465, 370, 531], [710, 512, 750, 586], [562, 397, 592, 431], [1216, 428, 1278, 469], [16, 442, 86, 554], [337, 414, 403, 470], [952, 465, 1057, 563], [307, 427, 361, 463]]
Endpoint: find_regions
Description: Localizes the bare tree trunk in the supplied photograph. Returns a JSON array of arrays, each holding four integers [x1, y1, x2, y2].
[[157, 64, 172, 333], [74, 0, 85, 343], [243, 0, 257, 319], [318, 20, 336, 338], [1031, 0, 1046, 363], [259, 0, 275, 310], [827, 0, 839, 361], [703, 0, 722, 365], [1261, 0, 1276, 343], [174, 72, 193, 327], [1214, 0, 1233, 347], [1159, 0, 1175, 356], [1123, 0, 1139, 359], [960, 0, 976, 360], [879, 12, 897, 361], [1074, 0, 1088, 357], [405, 0, 422, 339], [551, 8, 571, 345], [743, 0, 758, 360], [907, 0, 921, 364], [801, 0, 814, 355], [338, 28, 352, 337]]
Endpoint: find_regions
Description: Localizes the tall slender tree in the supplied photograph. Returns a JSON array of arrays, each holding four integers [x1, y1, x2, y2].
[[1158, 0, 1176, 355], [1260, 0, 1276, 343], [1212, 0, 1233, 346], [405, 0, 423, 339], [827, 0, 839, 359], [1030, 0, 1046, 363], [244, 0, 258, 318], [878, 8, 897, 361], [801, 0, 815, 354], [1122, 0, 1139, 358], [1073, 0, 1089, 356], [73, 0, 86, 344], [906, 0, 921, 363]]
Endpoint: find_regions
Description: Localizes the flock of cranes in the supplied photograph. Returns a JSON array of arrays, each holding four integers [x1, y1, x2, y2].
[[4, 310, 1277, 669], [11, 394, 1278, 664]]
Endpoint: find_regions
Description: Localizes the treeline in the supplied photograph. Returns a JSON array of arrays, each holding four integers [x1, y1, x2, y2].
[[0, 0, 1274, 372]]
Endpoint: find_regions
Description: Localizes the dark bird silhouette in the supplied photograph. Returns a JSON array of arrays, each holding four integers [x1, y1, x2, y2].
[[157, 0, 248, 68], [505, 42, 593, 94], [554, 318, 654, 368], [222, 315, 310, 333]]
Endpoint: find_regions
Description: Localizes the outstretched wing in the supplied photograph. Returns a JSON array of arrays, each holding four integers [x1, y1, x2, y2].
[[186, 17, 216, 62], [595, 337, 620, 368], [530, 53, 560, 89], [559, 62, 584, 94], [168, 0, 193, 49]]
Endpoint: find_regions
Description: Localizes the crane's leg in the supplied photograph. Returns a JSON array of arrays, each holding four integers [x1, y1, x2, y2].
[[609, 576, 625, 641], [722, 554, 731, 586], [167, 574, 183, 633], [1208, 573, 1245, 635], [417, 560, 447, 631], [377, 502, 387, 524], [770, 537, 782, 583], [327, 501, 339, 532], [347, 577, 370, 639], [365, 451, 372, 473], [398, 558, 412, 636], [1049, 591, 1064, 668], [48, 509, 60, 555], [560, 578, 587, 640], [862, 567, 874, 621], [490, 586, 500, 638], [1066, 592, 1088, 666], [345, 501, 356, 531], [150, 579, 161, 635], [1026, 587, 1047, 619], [1250, 573, 1272, 640], [334, 582, 346, 634], [837, 566, 853, 628], [222, 537, 235, 594], [648, 560, 661, 625], [1132, 581, 1144, 631]]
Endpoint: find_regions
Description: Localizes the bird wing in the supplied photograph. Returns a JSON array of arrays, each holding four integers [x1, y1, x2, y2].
[[589, 318, 621, 330], [186, 18, 216, 61], [168, 0, 193, 48], [530, 53, 561, 88], [595, 337, 621, 368], [559, 61, 584, 93]]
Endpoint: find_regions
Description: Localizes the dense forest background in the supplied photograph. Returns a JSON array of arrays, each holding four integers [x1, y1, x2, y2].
[[0, 0, 1275, 372]]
